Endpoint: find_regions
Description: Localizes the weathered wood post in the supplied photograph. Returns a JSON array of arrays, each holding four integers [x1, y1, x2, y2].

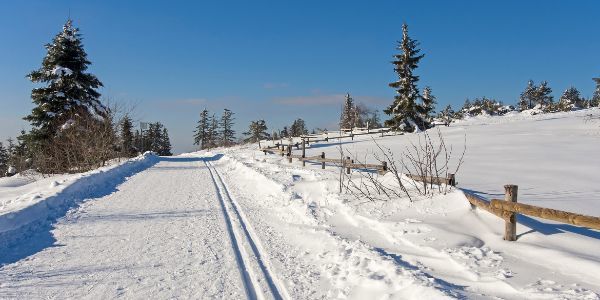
[[504, 185, 518, 241], [302, 139, 306, 167], [281, 145, 285, 157], [321, 152, 325, 169], [379, 161, 388, 175], [287, 145, 292, 163], [346, 156, 351, 174], [381, 129, 384, 137], [447, 173, 456, 186]]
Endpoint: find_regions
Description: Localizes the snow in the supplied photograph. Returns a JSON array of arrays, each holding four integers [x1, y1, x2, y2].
[[51, 66, 73, 76], [1, 109, 599, 299]]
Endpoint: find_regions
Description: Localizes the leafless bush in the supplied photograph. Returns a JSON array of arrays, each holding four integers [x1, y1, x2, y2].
[[341, 128, 466, 203], [32, 106, 120, 174]]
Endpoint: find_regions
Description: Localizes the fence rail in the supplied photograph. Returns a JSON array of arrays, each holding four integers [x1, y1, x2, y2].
[[460, 186, 600, 241]]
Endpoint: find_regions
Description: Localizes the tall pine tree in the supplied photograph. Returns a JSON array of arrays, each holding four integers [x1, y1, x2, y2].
[[420, 86, 436, 125], [592, 79, 600, 107], [159, 127, 173, 156], [243, 120, 269, 143], [26, 20, 106, 142], [120, 114, 135, 157], [340, 93, 355, 129], [0, 142, 8, 177], [533, 81, 553, 108], [220, 109, 236, 147], [206, 114, 219, 149], [384, 23, 428, 132], [518, 80, 536, 110], [194, 109, 210, 149]]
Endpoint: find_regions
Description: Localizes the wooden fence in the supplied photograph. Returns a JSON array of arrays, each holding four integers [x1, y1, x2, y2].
[[261, 141, 388, 174], [462, 185, 600, 241], [261, 131, 600, 241]]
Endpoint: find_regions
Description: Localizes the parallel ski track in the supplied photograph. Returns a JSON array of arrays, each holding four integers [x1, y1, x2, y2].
[[205, 160, 288, 300]]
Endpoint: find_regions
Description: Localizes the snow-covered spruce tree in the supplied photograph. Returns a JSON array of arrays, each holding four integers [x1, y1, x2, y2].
[[0, 142, 8, 177], [384, 23, 428, 132], [558, 86, 583, 111], [290, 119, 308, 137], [518, 80, 536, 110], [120, 114, 135, 157], [420, 86, 436, 124], [243, 120, 269, 143], [280, 126, 289, 139], [206, 114, 219, 149], [159, 127, 172, 156], [340, 93, 355, 129], [592, 80, 600, 107], [437, 104, 455, 125], [219, 109, 236, 147], [534, 81, 554, 108], [26, 20, 106, 143], [193, 109, 210, 149]]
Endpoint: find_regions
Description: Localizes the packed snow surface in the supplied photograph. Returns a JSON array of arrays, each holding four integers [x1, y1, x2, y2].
[[0, 109, 599, 299]]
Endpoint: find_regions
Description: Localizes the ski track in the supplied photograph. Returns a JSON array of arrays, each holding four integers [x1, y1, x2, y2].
[[205, 159, 288, 300]]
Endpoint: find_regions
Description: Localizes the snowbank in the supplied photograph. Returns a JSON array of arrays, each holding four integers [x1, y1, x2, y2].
[[0, 152, 158, 253]]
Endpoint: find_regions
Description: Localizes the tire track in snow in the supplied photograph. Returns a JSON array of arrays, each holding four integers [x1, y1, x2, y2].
[[206, 160, 289, 300]]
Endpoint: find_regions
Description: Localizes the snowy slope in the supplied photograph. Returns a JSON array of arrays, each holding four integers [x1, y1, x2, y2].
[[0, 109, 599, 299]]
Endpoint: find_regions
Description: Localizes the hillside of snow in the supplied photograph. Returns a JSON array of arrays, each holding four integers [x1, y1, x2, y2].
[[0, 109, 599, 299]]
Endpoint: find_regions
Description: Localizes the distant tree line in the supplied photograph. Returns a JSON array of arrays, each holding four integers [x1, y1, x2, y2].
[[194, 108, 236, 150]]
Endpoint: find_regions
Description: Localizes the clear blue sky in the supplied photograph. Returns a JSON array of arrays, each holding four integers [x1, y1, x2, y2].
[[1, 1, 599, 153]]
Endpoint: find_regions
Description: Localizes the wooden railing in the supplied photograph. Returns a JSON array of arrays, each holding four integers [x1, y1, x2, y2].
[[462, 185, 600, 241]]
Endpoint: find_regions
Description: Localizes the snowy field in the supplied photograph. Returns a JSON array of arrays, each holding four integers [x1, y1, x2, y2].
[[1, 109, 599, 299]]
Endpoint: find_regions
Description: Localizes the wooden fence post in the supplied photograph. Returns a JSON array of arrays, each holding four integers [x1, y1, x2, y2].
[[302, 139, 306, 167], [281, 145, 285, 157], [447, 173, 456, 186], [287, 145, 292, 163], [321, 152, 325, 169], [381, 129, 384, 137], [382, 161, 388, 174], [504, 185, 518, 241], [346, 156, 351, 174]]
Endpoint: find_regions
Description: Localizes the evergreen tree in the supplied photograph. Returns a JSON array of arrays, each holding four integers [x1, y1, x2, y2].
[[207, 114, 219, 149], [592, 80, 600, 107], [25, 20, 106, 142], [219, 109, 236, 147], [420, 86, 436, 124], [558, 86, 583, 111], [290, 119, 308, 137], [384, 23, 428, 132], [340, 93, 355, 129], [243, 120, 269, 143], [365, 110, 381, 129], [519, 80, 536, 110], [0, 142, 8, 176], [533, 81, 553, 108], [159, 128, 173, 156], [272, 131, 279, 140], [120, 114, 135, 157], [194, 109, 210, 149], [280, 126, 289, 138], [438, 105, 455, 126]]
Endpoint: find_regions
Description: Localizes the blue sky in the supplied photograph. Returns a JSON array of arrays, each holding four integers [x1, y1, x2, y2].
[[1, 1, 599, 153]]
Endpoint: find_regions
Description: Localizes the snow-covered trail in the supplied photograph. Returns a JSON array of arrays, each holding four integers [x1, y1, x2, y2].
[[0, 156, 248, 299]]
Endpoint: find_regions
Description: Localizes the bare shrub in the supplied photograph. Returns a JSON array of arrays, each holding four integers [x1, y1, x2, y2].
[[341, 128, 465, 203]]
